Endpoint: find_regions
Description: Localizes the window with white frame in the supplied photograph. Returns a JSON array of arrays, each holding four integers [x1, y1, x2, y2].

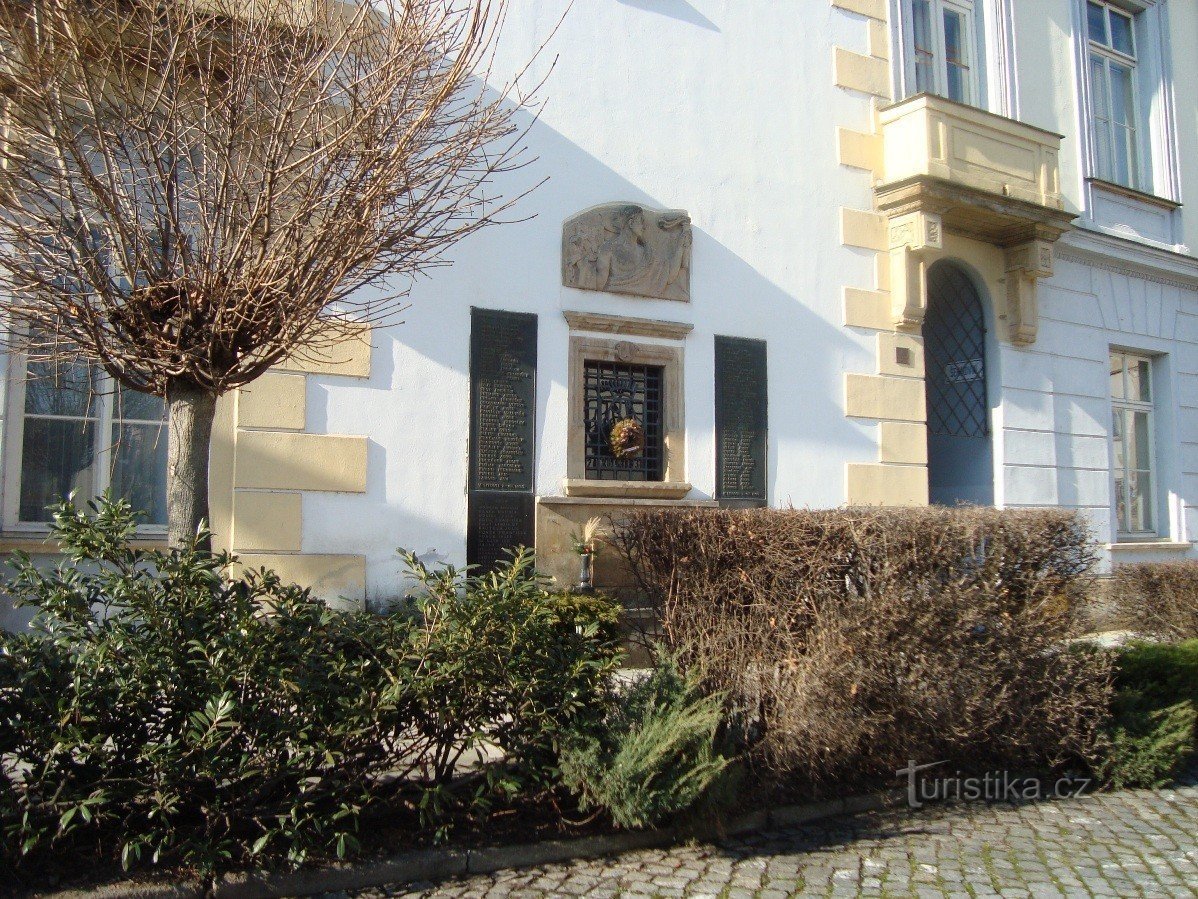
[[4, 353, 167, 529], [1109, 350, 1157, 538], [900, 0, 982, 106], [1085, 1, 1142, 189]]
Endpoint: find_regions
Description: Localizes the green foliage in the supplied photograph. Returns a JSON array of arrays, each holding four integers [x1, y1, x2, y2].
[[1097, 640, 1198, 788], [0, 497, 622, 874], [398, 551, 624, 788], [559, 653, 731, 830]]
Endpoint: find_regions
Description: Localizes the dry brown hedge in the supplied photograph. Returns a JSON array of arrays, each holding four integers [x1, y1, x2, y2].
[[1112, 560, 1198, 641], [613, 506, 1113, 790]]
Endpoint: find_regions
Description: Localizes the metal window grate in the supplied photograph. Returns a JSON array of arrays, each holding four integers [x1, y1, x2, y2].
[[583, 360, 664, 481], [925, 263, 989, 439]]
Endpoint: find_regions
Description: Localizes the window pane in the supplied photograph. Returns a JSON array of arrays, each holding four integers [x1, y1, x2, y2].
[[1114, 474, 1127, 531], [1130, 410, 1151, 470], [1087, 2, 1108, 45], [111, 422, 168, 526], [1110, 353, 1125, 399], [19, 418, 96, 521], [1129, 470, 1152, 531], [1127, 357, 1150, 402], [1089, 57, 1113, 181], [115, 384, 165, 422], [1109, 10, 1134, 57], [943, 9, 969, 103], [24, 357, 98, 418], [912, 0, 935, 93], [1111, 409, 1125, 471], [1110, 62, 1134, 127]]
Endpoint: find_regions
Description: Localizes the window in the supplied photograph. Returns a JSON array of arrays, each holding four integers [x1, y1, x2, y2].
[[5, 354, 168, 529], [1086, 1, 1141, 189], [1110, 351, 1156, 538], [901, 0, 981, 105], [582, 359, 664, 482]]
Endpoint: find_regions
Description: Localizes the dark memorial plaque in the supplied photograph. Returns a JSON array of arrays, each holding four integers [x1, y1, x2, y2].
[[715, 336, 767, 505], [466, 492, 535, 573], [467, 308, 537, 570]]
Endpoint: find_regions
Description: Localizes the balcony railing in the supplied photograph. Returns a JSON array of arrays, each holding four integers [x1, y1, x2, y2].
[[879, 92, 1064, 213], [874, 93, 1077, 345]]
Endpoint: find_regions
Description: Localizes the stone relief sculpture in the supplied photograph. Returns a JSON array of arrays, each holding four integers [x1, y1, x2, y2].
[[562, 203, 692, 302]]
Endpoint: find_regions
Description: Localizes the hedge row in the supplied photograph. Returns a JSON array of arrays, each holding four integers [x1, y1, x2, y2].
[[613, 506, 1114, 788]]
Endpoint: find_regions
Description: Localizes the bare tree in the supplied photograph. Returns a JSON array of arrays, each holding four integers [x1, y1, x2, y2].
[[0, 0, 538, 548]]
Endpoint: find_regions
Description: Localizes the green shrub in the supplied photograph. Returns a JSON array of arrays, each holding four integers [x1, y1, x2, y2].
[[1111, 561, 1198, 641], [0, 497, 622, 874], [614, 506, 1113, 787], [559, 653, 730, 830], [1097, 640, 1198, 788], [398, 552, 623, 790]]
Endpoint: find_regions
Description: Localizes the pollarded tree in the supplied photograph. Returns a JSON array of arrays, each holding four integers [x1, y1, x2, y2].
[[0, 0, 539, 547]]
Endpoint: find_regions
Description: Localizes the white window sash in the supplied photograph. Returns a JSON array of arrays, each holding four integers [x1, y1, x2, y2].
[[2, 354, 167, 535], [898, 0, 984, 107], [1110, 352, 1158, 539], [1087, 3, 1143, 190]]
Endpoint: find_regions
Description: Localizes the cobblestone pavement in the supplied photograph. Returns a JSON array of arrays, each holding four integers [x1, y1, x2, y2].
[[345, 780, 1198, 898]]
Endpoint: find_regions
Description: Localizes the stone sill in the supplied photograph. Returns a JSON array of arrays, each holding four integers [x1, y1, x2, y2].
[[1107, 540, 1192, 553], [1088, 178, 1181, 212], [560, 479, 695, 501], [0, 532, 167, 554]]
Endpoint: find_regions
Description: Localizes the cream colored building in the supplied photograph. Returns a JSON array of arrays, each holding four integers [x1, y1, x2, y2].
[[4, 0, 1198, 620]]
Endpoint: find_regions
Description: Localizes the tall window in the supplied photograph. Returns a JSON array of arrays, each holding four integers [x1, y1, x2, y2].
[[902, 0, 980, 105], [1110, 351, 1156, 538], [5, 355, 168, 529], [1086, 1, 1140, 189]]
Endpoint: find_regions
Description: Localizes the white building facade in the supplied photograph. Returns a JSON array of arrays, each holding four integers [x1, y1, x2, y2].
[[4, 0, 1198, 614]]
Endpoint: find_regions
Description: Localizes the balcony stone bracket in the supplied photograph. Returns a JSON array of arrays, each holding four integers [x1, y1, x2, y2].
[[877, 176, 1075, 346], [875, 94, 1077, 346]]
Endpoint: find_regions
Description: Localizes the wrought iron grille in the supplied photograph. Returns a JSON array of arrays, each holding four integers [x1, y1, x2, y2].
[[925, 263, 989, 439], [583, 360, 664, 481]]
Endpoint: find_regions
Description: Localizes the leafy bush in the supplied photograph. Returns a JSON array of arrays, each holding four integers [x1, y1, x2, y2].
[[1111, 561, 1198, 641], [560, 653, 730, 830], [1098, 640, 1198, 788], [614, 506, 1113, 788], [0, 498, 621, 874]]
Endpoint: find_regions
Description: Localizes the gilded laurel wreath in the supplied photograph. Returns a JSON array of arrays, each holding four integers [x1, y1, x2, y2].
[[609, 417, 645, 459]]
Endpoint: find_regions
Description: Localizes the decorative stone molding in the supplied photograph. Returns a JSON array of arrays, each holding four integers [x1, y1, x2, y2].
[[874, 93, 1077, 344], [563, 310, 693, 341], [566, 336, 685, 498], [562, 203, 692, 302], [561, 479, 692, 500], [1003, 238, 1055, 345], [887, 210, 943, 331]]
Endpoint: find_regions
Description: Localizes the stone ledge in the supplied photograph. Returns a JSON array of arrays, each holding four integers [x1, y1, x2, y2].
[[562, 479, 694, 500], [563, 310, 694, 340]]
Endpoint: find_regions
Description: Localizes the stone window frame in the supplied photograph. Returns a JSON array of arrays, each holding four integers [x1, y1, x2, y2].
[[565, 334, 689, 500]]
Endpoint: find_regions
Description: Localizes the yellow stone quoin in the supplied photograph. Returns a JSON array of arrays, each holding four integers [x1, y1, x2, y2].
[[846, 462, 929, 507], [844, 373, 927, 423]]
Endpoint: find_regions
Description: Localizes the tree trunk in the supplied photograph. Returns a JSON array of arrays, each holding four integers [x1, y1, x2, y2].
[[165, 381, 217, 551]]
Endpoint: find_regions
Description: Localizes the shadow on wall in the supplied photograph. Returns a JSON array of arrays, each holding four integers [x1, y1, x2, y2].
[[615, 0, 720, 32], [298, 71, 872, 608]]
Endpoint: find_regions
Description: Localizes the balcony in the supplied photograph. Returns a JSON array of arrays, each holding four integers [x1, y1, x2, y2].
[[874, 94, 1077, 344]]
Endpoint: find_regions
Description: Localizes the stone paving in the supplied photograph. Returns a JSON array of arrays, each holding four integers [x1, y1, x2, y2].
[[343, 779, 1198, 898]]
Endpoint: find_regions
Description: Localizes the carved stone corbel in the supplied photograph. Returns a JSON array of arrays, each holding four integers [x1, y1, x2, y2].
[[1003, 238, 1054, 346], [887, 211, 942, 331]]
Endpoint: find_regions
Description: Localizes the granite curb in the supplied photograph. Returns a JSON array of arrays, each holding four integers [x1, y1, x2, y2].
[[40, 788, 906, 899]]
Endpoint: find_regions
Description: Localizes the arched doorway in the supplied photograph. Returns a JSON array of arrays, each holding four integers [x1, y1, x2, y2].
[[924, 261, 994, 506]]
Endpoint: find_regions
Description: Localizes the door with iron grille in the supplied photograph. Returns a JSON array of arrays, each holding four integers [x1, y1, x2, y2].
[[924, 261, 994, 506]]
